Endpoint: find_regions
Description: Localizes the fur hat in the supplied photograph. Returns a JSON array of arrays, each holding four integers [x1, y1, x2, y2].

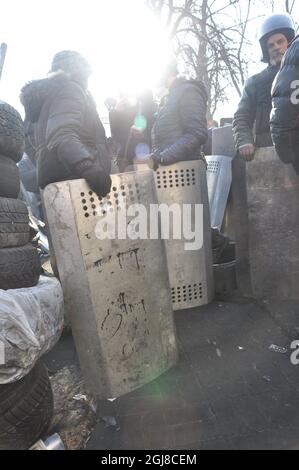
[[51, 50, 92, 78]]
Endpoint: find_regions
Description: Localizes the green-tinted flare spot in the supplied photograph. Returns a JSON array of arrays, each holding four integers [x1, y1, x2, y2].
[[134, 115, 147, 132]]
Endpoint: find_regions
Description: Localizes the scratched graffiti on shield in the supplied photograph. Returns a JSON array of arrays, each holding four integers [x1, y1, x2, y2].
[[101, 292, 151, 360], [79, 193, 158, 365], [92, 247, 141, 273]]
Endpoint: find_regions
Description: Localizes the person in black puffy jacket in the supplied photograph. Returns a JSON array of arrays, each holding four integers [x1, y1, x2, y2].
[[109, 90, 157, 172], [271, 36, 299, 174], [20, 51, 112, 197], [233, 13, 295, 161], [150, 61, 208, 167]]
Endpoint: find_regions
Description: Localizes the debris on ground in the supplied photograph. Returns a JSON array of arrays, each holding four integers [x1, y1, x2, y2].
[[269, 344, 288, 354], [101, 416, 118, 428], [48, 366, 97, 450], [73, 394, 88, 402]]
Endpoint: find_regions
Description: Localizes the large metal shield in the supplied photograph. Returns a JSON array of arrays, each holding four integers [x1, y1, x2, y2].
[[206, 155, 233, 231], [212, 125, 235, 158], [245, 147, 299, 300], [154, 160, 214, 311], [43, 170, 177, 398]]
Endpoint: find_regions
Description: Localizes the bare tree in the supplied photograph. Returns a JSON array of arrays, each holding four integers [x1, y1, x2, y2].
[[147, 0, 255, 118], [147, 0, 297, 118], [285, 0, 296, 14]]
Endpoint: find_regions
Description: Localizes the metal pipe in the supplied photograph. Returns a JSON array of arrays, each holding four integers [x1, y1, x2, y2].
[[0, 43, 7, 80], [30, 434, 65, 451]]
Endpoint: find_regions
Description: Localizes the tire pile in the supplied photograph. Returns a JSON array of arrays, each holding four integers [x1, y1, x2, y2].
[[0, 101, 41, 291], [0, 101, 54, 450]]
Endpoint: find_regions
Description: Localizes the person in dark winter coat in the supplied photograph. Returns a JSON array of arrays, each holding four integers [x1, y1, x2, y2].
[[271, 36, 299, 174], [20, 51, 111, 197], [233, 14, 295, 160], [108, 90, 157, 172], [18, 119, 39, 194], [108, 93, 136, 169], [150, 61, 208, 167]]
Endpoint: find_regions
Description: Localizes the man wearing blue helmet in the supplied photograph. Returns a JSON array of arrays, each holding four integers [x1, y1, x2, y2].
[[233, 14, 295, 161]]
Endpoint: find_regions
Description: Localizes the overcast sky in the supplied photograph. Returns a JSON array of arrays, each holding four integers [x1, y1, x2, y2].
[[0, 0, 298, 121]]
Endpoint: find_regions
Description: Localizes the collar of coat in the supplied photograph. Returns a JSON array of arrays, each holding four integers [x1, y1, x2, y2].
[[20, 71, 87, 123]]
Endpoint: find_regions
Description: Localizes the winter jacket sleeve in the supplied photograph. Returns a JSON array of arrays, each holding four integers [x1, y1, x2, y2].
[[45, 82, 99, 176], [233, 77, 257, 149], [158, 84, 208, 164], [271, 37, 299, 166]]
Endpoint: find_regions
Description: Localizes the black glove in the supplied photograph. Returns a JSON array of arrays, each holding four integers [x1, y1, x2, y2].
[[152, 153, 167, 170], [82, 167, 112, 198], [152, 152, 175, 167]]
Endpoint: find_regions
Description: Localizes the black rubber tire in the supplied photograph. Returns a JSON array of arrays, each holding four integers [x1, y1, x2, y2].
[[0, 197, 30, 248], [0, 362, 54, 450], [0, 155, 20, 198], [0, 244, 41, 290], [0, 101, 25, 163]]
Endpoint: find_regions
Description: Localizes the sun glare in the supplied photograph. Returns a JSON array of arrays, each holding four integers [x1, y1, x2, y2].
[[0, 0, 171, 116], [86, 2, 172, 112]]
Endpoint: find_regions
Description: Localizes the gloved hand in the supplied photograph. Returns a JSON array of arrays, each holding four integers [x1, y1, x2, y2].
[[82, 167, 112, 198], [153, 152, 176, 167], [134, 154, 160, 171], [150, 154, 161, 171]]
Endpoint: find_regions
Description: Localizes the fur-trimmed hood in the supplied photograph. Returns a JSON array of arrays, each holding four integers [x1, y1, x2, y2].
[[20, 72, 74, 123]]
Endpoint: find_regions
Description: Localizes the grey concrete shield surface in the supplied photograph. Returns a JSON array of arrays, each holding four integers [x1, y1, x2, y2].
[[154, 160, 214, 311], [43, 170, 178, 398], [237, 147, 299, 300], [212, 125, 235, 158], [231, 154, 252, 296]]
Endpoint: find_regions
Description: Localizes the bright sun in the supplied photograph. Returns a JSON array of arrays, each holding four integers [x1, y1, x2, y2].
[[86, 2, 172, 113], [0, 0, 172, 118]]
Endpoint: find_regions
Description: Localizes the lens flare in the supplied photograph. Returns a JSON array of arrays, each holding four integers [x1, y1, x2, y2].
[[134, 115, 148, 132], [135, 143, 151, 159]]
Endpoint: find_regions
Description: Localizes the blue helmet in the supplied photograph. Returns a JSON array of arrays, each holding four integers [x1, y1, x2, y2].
[[259, 13, 296, 63]]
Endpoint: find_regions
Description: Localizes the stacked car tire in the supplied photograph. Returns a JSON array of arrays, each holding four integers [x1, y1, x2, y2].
[[0, 101, 53, 450], [0, 101, 41, 291]]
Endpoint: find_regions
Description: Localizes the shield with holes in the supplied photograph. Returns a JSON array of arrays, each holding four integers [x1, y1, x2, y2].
[[154, 160, 214, 311], [42, 170, 178, 398]]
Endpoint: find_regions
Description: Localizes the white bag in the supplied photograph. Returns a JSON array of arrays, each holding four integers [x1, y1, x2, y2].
[[0, 276, 64, 384]]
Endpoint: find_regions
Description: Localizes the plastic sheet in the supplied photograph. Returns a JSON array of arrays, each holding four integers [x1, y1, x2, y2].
[[0, 276, 64, 384]]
